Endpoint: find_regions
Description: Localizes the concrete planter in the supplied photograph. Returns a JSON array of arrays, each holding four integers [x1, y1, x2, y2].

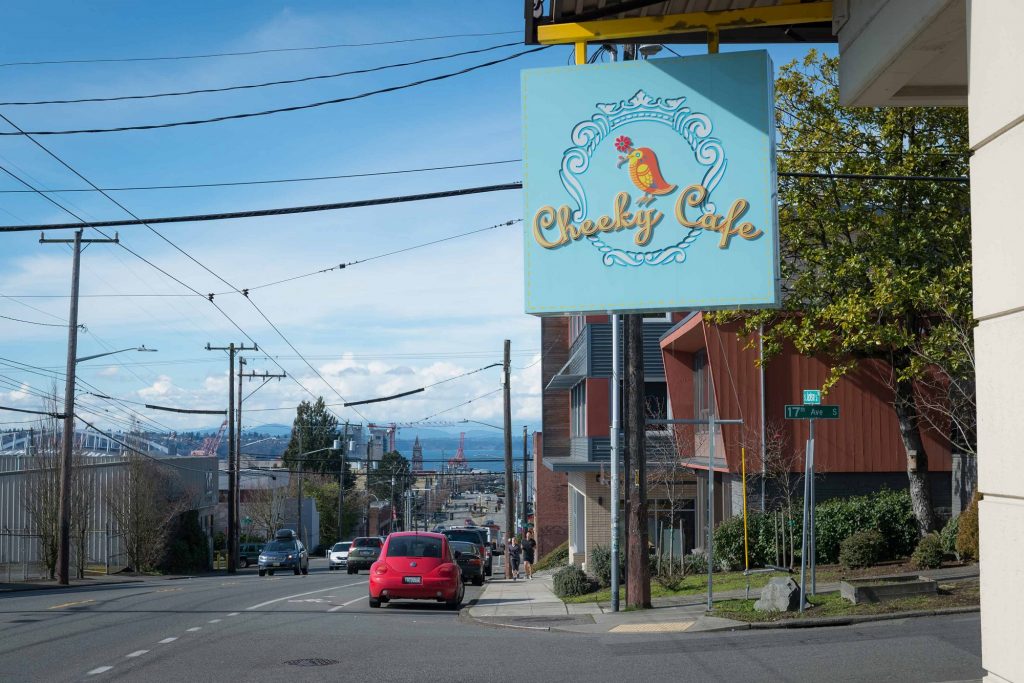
[[840, 576, 937, 604]]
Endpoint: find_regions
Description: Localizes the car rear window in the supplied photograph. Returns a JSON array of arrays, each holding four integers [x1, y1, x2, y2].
[[354, 537, 382, 548], [444, 530, 485, 545], [264, 541, 294, 552], [332, 543, 351, 551], [450, 541, 479, 556], [386, 536, 443, 558]]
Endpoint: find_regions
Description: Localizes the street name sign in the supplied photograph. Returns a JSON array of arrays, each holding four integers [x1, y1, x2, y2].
[[802, 389, 821, 405], [784, 405, 839, 420]]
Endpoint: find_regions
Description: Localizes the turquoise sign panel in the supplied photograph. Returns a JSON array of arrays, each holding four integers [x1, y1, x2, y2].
[[522, 51, 779, 315]]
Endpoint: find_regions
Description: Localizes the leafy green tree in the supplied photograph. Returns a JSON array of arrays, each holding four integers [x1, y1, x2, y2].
[[718, 52, 971, 535], [282, 398, 345, 477]]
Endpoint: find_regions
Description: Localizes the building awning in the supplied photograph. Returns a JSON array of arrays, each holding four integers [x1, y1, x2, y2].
[[679, 456, 731, 474], [545, 356, 585, 391], [542, 455, 605, 473]]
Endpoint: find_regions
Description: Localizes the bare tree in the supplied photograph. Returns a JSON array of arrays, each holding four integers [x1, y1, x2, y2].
[[243, 479, 285, 541], [107, 455, 193, 574], [744, 419, 804, 569]]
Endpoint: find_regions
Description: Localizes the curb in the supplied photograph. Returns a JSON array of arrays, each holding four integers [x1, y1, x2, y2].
[[740, 605, 980, 629]]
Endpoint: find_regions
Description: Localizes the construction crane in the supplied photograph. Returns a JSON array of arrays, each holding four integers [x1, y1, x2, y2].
[[448, 432, 468, 471], [191, 419, 227, 457]]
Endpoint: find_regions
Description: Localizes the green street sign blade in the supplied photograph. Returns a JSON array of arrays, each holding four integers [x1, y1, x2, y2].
[[785, 405, 840, 420]]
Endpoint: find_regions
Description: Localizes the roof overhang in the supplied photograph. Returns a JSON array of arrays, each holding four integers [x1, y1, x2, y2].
[[836, 0, 967, 106], [545, 355, 585, 391], [659, 311, 705, 353]]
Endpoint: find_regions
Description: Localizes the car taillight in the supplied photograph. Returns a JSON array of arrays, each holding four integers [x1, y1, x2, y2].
[[437, 564, 455, 577], [469, 558, 481, 566], [373, 564, 388, 575]]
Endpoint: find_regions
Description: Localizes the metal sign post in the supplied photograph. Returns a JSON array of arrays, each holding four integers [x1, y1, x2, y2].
[[786, 394, 839, 611]]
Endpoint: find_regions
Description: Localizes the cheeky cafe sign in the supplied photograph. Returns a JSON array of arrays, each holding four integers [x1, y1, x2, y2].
[[521, 51, 779, 315]]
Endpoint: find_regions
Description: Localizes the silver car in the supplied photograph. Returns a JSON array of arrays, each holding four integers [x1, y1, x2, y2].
[[328, 541, 351, 571]]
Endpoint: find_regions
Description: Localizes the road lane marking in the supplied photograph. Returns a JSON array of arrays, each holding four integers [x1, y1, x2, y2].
[[49, 599, 94, 609], [156, 588, 181, 593], [87, 666, 112, 675], [126, 650, 148, 658], [245, 581, 366, 611], [227, 612, 239, 617], [208, 619, 221, 623], [186, 627, 201, 632], [329, 595, 368, 611], [158, 638, 177, 644]]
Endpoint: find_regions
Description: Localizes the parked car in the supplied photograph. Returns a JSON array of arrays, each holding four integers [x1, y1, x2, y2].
[[368, 532, 464, 609], [239, 542, 263, 568], [328, 541, 352, 571], [441, 527, 492, 577], [347, 536, 384, 573], [450, 541, 484, 586], [257, 529, 309, 577]]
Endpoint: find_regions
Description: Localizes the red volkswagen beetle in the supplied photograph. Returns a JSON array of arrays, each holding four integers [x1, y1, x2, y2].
[[368, 532, 464, 609]]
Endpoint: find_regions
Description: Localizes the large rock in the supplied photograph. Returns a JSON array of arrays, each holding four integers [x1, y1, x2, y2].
[[754, 577, 803, 612]]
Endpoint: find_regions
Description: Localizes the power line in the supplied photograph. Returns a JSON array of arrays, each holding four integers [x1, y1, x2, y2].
[[218, 219, 520, 297], [0, 405, 65, 418], [0, 313, 77, 328], [0, 159, 521, 194], [0, 42, 521, 106], [0, 182, 523, 232], [0, 30, 520, 68], [0, 47, 548, 135], [417, 388, 503, 423]]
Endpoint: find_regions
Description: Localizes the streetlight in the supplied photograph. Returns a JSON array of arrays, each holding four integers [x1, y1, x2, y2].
[[459, 419, 503, 431], [76, 345, 158, 364], [57, 344, 157, 585], [290, 446, 335, 548]]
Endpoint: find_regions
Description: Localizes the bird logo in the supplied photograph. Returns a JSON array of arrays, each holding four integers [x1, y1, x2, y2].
[[615, 135, 677, 206]]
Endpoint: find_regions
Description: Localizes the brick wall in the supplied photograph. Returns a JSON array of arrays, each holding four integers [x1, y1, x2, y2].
[[533, 432, 569, 558]]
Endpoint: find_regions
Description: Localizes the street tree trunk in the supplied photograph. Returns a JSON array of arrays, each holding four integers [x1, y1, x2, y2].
[[625, 314, 651, 608], [893, 371, 938, 536]]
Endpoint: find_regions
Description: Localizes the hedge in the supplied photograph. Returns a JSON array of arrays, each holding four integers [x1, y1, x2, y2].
[[713, 488, 919, 568]]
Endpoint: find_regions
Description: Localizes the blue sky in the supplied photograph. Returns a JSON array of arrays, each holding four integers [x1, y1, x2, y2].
[[0, 1, 834, 434]]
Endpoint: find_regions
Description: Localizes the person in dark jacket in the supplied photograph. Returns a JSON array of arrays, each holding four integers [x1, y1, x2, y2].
[[508, 537, 522, 580], [522, 530, 537, 580]]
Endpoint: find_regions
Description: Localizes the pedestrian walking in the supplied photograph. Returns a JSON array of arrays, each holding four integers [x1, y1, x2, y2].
[[522, 530, 537, 579], [508, 537, 522, 580]]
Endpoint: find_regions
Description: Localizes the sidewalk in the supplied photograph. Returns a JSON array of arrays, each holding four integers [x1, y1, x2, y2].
[[464, 565, 980, 635]]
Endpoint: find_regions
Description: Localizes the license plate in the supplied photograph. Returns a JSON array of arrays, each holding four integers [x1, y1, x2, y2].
[[272, 563, 280, 567], [403, 576, 422, 584]]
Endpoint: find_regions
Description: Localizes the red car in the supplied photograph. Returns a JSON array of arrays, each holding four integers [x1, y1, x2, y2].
[[368, 532, 464, 610]]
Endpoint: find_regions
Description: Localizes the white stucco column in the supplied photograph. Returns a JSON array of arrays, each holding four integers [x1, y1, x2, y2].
[[968, 2, 1024, 681]]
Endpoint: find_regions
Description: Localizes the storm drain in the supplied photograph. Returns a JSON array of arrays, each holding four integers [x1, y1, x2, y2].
[[285, 658, 339, 667]]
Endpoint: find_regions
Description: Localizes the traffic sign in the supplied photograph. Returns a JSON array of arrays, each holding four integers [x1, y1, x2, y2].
[[802, 389, 821, 405], [785, 405, 839, 420]]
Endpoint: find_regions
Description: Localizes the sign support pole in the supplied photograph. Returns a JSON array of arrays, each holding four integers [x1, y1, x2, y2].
[[799, 434, 811, 614], [610, 314, 621, 613], [809, 419, 816, 595], [707, 408, 715, 611]]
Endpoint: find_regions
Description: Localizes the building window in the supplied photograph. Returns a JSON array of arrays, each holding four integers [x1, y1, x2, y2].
[[642, 312, 672, 322], [693, 349, 715, 429], [569, 486, 586, 555], [569, 314, 585, 343], [645, 381, 668, 425], [570, 382, 586, 437]]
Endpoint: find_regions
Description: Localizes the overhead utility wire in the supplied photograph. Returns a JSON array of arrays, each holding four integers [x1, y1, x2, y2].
[[0, 42, 521, 106], [417, 388, 503, 423], [0, 159, 521, 194], [213, 219, 520, 297], [0, 183, 522, 232], [0, 125, 359, 426], [0, 30, 520, 68], [0, 313, 77, 328], [0, 47, 548, 135]]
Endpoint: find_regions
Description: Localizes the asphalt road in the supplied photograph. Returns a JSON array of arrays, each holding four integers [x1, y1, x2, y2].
[[0, 557, 984, 683]]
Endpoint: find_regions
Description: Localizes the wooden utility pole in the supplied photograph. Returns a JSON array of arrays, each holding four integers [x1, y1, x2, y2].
[[503, 339, 513, 578], [238, 365, 285, 547], [625, 314, 651, 608], [42, 228, 118, 586], [206, 342, 256, 573]]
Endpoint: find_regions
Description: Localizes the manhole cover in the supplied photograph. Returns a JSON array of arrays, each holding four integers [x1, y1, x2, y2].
[[285, 658, 339, 667]]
